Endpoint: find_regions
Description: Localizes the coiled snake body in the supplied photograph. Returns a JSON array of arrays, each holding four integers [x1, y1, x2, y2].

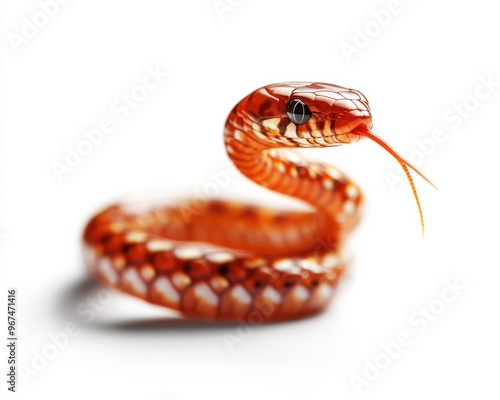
[[83, 82, 429, 321]]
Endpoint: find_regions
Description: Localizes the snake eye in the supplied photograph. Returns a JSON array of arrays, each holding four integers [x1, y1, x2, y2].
[[286, 98, 311, 125]]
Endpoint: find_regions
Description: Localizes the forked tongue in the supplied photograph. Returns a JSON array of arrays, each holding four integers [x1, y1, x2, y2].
[[354, 126, 437, 237]]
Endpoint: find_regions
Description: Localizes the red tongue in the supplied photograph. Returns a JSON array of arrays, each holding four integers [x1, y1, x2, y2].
[[354, 126, 437, 237]]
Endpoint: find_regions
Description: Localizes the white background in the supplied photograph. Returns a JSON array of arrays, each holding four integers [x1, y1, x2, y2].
[[1, 0, 500, 399]]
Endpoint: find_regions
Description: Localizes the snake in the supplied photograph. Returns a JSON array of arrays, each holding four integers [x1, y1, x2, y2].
[[82, 82, 432, 321]]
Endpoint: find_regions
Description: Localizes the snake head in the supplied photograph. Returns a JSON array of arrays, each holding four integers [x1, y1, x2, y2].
[[231, 81, 435, 236], [239, 81, 373, 147]]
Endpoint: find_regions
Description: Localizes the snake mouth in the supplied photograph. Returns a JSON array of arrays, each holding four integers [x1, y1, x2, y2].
[[312, 120, 369, 144]]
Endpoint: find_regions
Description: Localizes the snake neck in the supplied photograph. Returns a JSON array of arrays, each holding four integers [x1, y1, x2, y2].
[[223, 109, 363, 237]]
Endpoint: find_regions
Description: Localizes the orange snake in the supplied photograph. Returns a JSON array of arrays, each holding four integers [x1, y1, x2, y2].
[[82, 82, 432, 321]]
